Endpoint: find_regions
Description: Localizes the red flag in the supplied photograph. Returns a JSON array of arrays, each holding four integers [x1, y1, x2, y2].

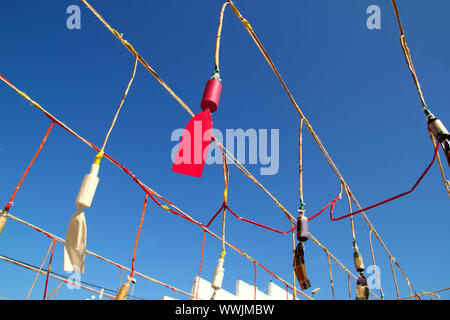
[[172, 109, 213, 177]]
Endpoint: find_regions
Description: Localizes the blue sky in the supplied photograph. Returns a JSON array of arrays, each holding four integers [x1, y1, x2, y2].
[[0, 0, 449, 300]]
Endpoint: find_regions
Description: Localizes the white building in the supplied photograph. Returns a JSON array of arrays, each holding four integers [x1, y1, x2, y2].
[[161, 276, 296, 300]]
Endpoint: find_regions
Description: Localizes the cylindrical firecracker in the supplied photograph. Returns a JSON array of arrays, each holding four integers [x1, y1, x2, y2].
[[212, 258, 225, 291], [296, 210, 309, 242], [428, 115, 449, 143], [200, 78, 222, 113], [115, 281, 130, 300], [353, 242, 365, 273], [356, 273, 369, 300], [293, 242, 311, 290]]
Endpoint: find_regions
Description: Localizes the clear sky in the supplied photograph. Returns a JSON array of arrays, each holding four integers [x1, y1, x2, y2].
[[0, 0, 449, 300]]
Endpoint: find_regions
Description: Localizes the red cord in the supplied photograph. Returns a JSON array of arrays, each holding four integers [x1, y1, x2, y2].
[[130, 194, 148, 278], [43, 238, 56, 300], [0, 74, 14, 87], [330, 142, 440, 221], [4, 121, 55, 212], [225, 205, 294, 235], [224, 195, 341, 235], [307, 194, 341, 221]]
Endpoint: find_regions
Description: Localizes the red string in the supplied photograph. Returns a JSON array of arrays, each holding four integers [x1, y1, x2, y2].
[[225, 205, 292, 235], [161, 283, 177, 296], [329, 142, 440, 221], [26, 219, 57, 300], [307, 194, 341, 221], [224, 195, 341, 235], [0, 74, 14, 87], [43, 238, 56, 300], [205, 203, 226, 227], [130, 194, 148, 278], [4, 121, 55, 212]]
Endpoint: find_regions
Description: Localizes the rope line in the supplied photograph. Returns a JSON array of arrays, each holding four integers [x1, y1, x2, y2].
[[389, 257, 400, 299], [326, 251, 335, 300], [391, 0, 425, 107], [431, 136, 450, 195], [3, 121, 55, 212], [368, 229, 384, 299], [299, 119, 304, 208], [391, 0, 449, 195], [253, 261, 257, 300], [25, 240, 53, 300], [215, 2, 230, 73], [46, 280, 64, 300], [43, 238, 56, 300], [329, 143, 440, 221], [397, 287, 450, 300], [130, 193, 148, 278], [195, 231, 207, 300], [290, 219, 297, 300], [347, 273, 352, 300], [345, 184, 356, 241], [100, 55, 139, 153], [221, 149, 230, 257]]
